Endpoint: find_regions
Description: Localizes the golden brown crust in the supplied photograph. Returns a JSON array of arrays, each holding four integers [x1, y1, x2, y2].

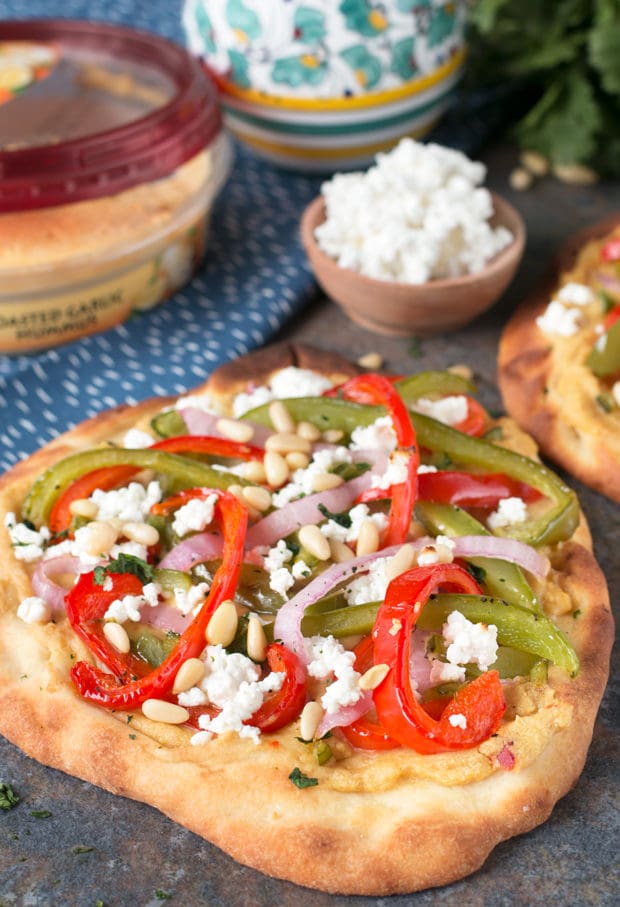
[[0, 344, 613, 895], [498, 215, 620, 503]]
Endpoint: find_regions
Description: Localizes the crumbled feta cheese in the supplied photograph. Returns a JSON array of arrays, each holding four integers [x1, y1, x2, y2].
[[232, 367, 334, 417], [429, 659, 466, 684], [535, 300, 580, 337], [417, 464, 438, 474], [90, 480, 162, 523], [292, 559, 311, 580], [448, 713, 467, 729], [194, 645, 285, 743], [268, 567, 295, 599], [487, 496, 528, 530], [5, 512, 50, 561], [177, 686, 209, 707], [350, 416, 397, 452], [172, 493, 218, 537], [443, 610, 498, 671], [17, 596, 51, 624], [556, 282, 595, 306], [262, 540, 295, 598], [108, 541, 148, 562], [371, 450, 410, 490], [174, 392, 220, 414], [320, 502, 387, 544], [271, 446, 352, 508], [173, 581, 209, 615], [122, 428, 155, 449], [104, 594, 146, 623], [412, 395, 468, 426], [344, 556, 390, 605], [314, 138, 512, 284], [306, 635, 363, 714]]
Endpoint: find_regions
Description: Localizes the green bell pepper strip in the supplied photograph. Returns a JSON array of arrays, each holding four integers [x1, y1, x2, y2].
[[415, 500, 540, 612], [245, 396, 578, 547], [21, 448, 248, 529], [288, 594, 578, 675], [586, 317, 620, 377]]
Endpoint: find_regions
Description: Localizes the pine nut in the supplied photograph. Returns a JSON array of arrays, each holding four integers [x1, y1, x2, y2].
[[264, 451, 289, 487], [122, 521, 160, 547], [172, 657, 206, 694], [520, 149, 549, 176], [269, 400, 296, 433], [265, 432, 311, 455], [299, 701, 323, 741], [241, 485, 272, 512], [103, 621, 131, 654], [297, 421, 321, 442], [358, 663, 390, 691], [69, 498, 98, 519], [206, 599, 239, 647], [447, 363, 473, 381], [509, 166, 533, 191], [216, 417, 254, 443], [553, 163, 598, 185], [323, 429, 344, 443], [310, 472, 344, 493], [329, 539, 355, 563], [246, 614, 267, 663], [78, 520, 118, 556], [356, 518, 380, 556], [385, 543, 416, 582], [240, 460, 266, 483], [142, 699, 190, 725], [286, 451, 310, 470], [357, 351, 383, 370], [298, 524, 331, 561]]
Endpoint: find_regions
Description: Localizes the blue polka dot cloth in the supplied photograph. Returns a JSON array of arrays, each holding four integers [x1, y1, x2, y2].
[[0, 0, 503, 476], [0, 0, 328, 474]]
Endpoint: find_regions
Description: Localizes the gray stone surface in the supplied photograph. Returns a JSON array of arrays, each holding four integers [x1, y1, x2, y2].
[[1, 143, 619, 906]]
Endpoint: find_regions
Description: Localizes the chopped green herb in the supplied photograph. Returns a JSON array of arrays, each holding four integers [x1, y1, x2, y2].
[[155, 891, 172, 901], [128, 734, 137, 740], [595, 393, 615, 413], [126, 715, 133, 723], [30, 809, 52, 818], [285, 538, 301, 557], [409, 337, 423, 358], [317, 503, 352, 528], [465, 563, 487, 584], [93, 553, 156, 586], [0, 783, 20, 810], [72, 845, 95, 854], [288, 767, 319, 789], [599, 290, 616, 314], [573, 609, 582, 619]]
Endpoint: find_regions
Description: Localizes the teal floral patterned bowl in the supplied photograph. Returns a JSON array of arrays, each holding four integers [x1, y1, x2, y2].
[[183, 0, 466, 171]]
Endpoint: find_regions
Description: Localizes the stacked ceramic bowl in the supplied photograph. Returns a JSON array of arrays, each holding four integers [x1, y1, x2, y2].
[[183, 0, 466, 172]]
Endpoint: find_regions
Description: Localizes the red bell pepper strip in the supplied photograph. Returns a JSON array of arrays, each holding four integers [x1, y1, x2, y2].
[[340, 636, 400, 751], [69, 490, 248, 710], [65, 571, 153, 681], [372, 563, 506, 754], [452, 397, 487, 437], [340, 374, 419, 547], [48, 435, 263, 537], [358, 469, 542, 509], [150, 487, 217, 517], [603, 304, 620, 331], [245, 643, 307, 733]]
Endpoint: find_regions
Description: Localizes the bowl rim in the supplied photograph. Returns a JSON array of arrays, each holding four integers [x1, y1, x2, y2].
[[300, 190, 526, 292], [207, 48, 465, 113]]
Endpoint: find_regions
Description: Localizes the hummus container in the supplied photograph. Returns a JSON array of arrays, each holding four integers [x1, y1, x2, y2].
[[0, 19, 232, 354]]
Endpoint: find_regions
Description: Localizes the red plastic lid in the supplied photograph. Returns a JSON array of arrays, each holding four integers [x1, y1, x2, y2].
[[0, 19, 222, 212]]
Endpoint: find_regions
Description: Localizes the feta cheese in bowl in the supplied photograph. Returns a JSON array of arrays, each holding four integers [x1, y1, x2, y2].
[[300, 139, 526, 336]]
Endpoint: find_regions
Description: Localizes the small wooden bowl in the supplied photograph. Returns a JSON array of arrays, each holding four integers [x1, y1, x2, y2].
[[300, 192, 526, 336]]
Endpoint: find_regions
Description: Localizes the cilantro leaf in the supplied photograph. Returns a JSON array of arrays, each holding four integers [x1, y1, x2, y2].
[[317, 503, 352, 528], [0, 782, 20, 810], [289, 767, 319, 789], [93, 553, 156, 586]]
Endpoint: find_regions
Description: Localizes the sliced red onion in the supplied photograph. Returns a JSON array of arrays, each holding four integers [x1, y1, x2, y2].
[[158, 532, 223, 570], [31, 555, 90, 613], [316, 691, 373, 737], [452, 535, 549, 579], [145, 601, 193, 635], [273, 546, 401, 663], [180, 408, 272, 446], [595, 270, 620, 293], [246, 471, 376, 549]]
